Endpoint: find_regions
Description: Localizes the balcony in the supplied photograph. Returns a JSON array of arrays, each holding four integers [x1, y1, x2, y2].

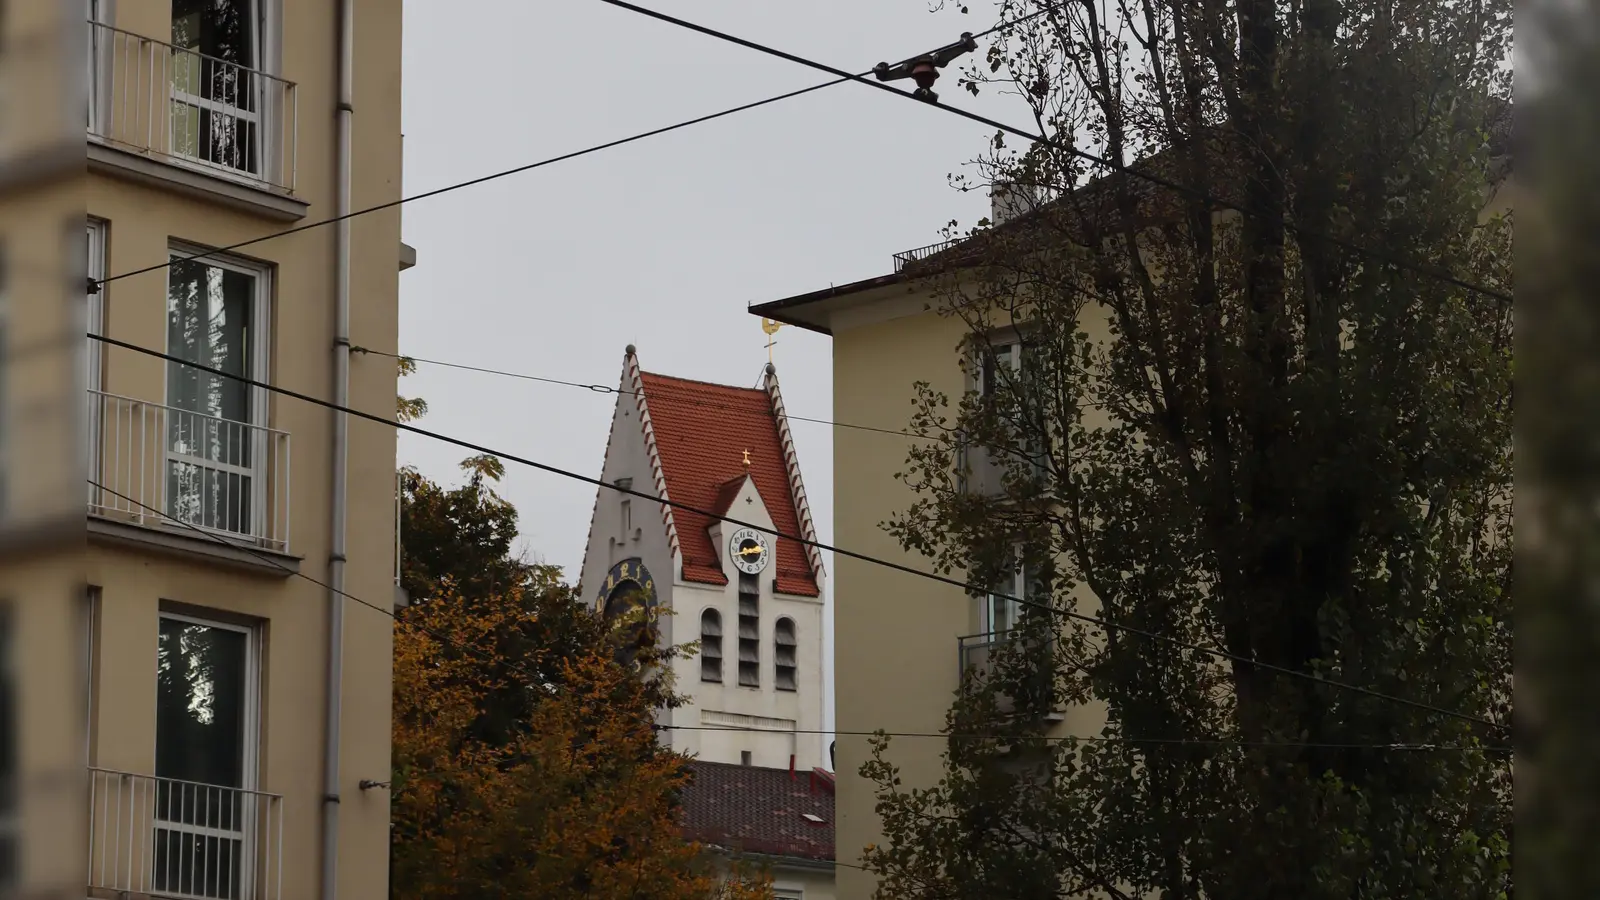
[[87, 390, 292, 555], [87, 21, 299, 198], [87, 767, 284, 900], [892, 239, 959, 273], [958, 629, 1056, 718]]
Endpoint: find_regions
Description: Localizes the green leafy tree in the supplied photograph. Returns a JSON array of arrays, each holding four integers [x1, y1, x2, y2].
[[864, 1, 1512, 897], [400, 455, 531, 606], [1516, 2, 1600, 897]]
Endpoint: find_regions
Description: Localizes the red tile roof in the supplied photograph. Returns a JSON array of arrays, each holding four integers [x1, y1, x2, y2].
[[680, 761, 835, 862], [638, 371, 820, 597]]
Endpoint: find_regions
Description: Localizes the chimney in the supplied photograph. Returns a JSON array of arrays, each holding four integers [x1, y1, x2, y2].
[[991, 179, 1038, 225]]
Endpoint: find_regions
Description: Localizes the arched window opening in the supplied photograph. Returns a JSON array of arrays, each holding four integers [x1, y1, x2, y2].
[[774, 617, 797, 692], [700, 609, 723, 683]]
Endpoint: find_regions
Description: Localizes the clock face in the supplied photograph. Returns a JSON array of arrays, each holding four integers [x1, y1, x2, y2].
[[729, 527, 771, 575]]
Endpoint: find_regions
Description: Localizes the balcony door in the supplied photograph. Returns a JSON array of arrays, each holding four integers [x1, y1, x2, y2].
[[154, 612, 259, 900], [164, 250, 268, 541], [170, 0, 263, 177]]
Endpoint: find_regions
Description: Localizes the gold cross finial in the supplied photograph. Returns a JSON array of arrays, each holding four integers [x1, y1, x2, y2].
[[762, 317, 783, 364], [742, 448, 751, 469]]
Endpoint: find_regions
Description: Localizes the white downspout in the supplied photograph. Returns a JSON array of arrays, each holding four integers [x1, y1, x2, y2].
[[323, 0, 355, 897]]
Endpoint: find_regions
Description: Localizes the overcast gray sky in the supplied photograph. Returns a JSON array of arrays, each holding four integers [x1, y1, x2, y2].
[[397, 0, 1026, 735]]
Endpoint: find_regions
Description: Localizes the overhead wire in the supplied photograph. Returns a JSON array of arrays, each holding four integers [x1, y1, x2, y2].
[[591, 0, 1514, 304], [351, 344, 937, 442], [654, 723, 1505, 753], [87, 4, 1062, 290], [84, 479, 1505, 754], [90, 331, 1507, 734]]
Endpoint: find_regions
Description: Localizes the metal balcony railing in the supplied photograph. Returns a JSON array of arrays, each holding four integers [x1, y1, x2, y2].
[[957, 629, 1054, 716], [87, 21, 299, 192], [87, 767, 284, 900], [892, 239, 959, 272], [87, 390, 292, 553]]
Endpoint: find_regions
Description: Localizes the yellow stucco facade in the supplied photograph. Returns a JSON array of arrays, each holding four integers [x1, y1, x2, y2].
[[755, 159, 1511, 898], [0, 0, 403, 896]]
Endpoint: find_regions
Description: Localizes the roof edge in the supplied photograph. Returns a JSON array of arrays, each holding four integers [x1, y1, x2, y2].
[[762, 365, 826, 589], [747, 272, 909, 334], [629, 347, 683, 579], [576, 351, 633, 593]]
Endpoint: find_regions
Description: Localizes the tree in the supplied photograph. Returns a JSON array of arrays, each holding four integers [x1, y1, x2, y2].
[[863, 0, 1512, 897], [400, 454, 531, 606], [391, 580, 771, 900], [390, 385, 769, 898]]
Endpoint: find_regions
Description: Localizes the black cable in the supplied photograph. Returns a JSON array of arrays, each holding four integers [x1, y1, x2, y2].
[[89, 76, 852, 288], [86, 477, 1504, 754], [655, 723, 1506, 753], [85, 478, 512, 673], [87, 6, 1058, 290], [353, 344, 936, 442], [90, 331, 1506, 734], [592, 0, 1513, 305]]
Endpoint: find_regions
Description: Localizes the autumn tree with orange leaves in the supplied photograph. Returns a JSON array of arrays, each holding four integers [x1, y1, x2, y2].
[[390, 465, 770, 900]]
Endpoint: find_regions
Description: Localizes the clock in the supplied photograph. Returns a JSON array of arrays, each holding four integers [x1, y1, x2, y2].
[[729, 527, 771, 575], [598, 558, 657, 618]]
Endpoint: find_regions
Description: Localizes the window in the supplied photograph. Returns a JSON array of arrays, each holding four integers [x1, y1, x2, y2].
[[620, 499, 631, 538], [981, 550, 1049, 636], [164, 246, 270, 539], [86, 220, 105, 390], [737, 572, 759, 687], [85, 587, 101, 764], [155, 610, 259, 900], [699, 609, 722, 683], [962, 335, 1050, 494], [0, 603, 15, 888], [170, 0, 265, 177], [774, 617, 797, 692], [86, 221, 105, 507], [0, 247, 7, 520]]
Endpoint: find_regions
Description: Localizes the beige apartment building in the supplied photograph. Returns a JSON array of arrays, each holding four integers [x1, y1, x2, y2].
[[56, 0, 407, 898], [749, 118, 1512, 899], [750, 236, 1108, 899]]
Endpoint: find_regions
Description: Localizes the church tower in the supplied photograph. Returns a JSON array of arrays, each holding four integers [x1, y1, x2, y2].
[[578, 346, 828, 771]]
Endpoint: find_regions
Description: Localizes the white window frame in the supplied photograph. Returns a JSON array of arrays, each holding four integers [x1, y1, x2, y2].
[[154, 609, 262, 790], [0, 606, 15, 888], [0, 246, 8, 521], [981, 561, 1027, 636], [86, 220, 106, 507], [968, 332, 1051, 487], [162, 242, 273, 540], [166, 0, 279, 184], [153, 608, 263, 896], [85, 587, 101, 765]]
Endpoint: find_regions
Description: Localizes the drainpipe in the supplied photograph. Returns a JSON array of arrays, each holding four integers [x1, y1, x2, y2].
[[322, 0, 355, 898]]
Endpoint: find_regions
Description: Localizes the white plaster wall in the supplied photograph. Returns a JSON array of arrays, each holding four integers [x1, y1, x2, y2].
[[577, 377, 678, 646], [579, 371, 828, 771], [672, 477, 827, 770]]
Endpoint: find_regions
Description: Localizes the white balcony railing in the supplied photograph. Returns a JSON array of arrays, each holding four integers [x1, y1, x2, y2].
[[87, 390, 292, 553], [87, 20, 298, 192], [88, 767, 284, 900]]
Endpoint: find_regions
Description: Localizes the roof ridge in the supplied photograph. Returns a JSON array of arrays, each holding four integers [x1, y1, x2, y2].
[[640, 369, 771, 396]]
